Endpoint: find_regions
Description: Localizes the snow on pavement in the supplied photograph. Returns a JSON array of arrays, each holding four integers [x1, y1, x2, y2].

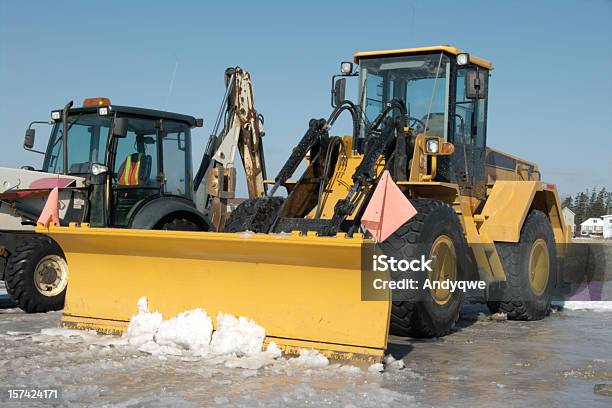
[[553, 301, 612, 311], [1, 324, 413, 407], [2, 295, 612, 407], [0, 298, 415, 407]]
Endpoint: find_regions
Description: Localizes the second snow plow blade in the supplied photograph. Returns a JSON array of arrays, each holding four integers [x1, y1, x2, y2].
[[40, 224, 390, 363]]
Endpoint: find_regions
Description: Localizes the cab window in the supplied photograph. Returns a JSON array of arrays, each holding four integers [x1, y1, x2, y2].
[[358, 53, 451, 140], [360, 70, 384, 124], [454, 68, 488, 147], [161, 122, 192, 198], [113, 117, 159, 187], [44, 114, 111, 174]]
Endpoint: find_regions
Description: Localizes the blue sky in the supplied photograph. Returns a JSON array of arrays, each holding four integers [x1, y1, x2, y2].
[[1, 0, 610, 196]]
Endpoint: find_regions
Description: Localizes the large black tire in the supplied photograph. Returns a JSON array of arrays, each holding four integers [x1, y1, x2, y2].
[[487, 210, 555, 320], [224, 197, 285, 233], [5, 236, 67, 313], [383, 199, 468, 338], [0, 256, 6, 281]]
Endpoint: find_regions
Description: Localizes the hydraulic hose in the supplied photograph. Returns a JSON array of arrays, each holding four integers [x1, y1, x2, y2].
[[326, 100, 361, 142]]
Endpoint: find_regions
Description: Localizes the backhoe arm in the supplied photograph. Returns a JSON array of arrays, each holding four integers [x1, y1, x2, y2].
[[194, 67, 267, 230]]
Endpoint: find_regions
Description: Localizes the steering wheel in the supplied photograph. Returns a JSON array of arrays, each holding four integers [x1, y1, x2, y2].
[[406, 117, 426, 130]]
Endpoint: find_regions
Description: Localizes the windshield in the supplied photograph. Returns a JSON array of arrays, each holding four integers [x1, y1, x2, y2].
[[43, 113, 111, 174], [358, 53, 451, 139]]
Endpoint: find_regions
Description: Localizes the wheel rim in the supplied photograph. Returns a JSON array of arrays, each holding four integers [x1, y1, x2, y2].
[[528, 239, 549, 296], [34, 255, 68, 297], [428, 235, 457, 305]]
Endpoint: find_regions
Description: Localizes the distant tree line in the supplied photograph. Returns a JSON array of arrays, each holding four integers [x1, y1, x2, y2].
[[562, 187, 612, 230]]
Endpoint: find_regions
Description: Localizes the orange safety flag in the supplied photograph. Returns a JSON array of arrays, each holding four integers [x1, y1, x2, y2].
[[360, 170, 417, 242], [37, 187, 60, 228]]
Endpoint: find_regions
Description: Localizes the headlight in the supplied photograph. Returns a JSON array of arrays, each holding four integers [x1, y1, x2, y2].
[[98, 106, 109, 116], [457, 53, 469, 66], [425, 139, 439, 153], [51, 111, 61, 120], [340, 61, 353, 75], [91, 163, 109, 176]]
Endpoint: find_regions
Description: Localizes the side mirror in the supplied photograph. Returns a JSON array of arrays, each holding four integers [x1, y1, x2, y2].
[[466, 70, 488, 99], [333, 78, 346, 107], [113, 117, 128, 137], [24, 128, 36, 149]]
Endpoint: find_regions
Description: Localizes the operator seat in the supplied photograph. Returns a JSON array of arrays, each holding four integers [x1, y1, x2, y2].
[[117, 153, 152, 186]]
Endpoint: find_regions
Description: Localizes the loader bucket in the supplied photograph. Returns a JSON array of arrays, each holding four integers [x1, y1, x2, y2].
[[39, 224, 391, 364]]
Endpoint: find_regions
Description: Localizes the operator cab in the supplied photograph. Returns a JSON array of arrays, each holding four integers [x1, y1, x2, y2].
[[340, 46, 492, 196], [37, 98, 203, 227]]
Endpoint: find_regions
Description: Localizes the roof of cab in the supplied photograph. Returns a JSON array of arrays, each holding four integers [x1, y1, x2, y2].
[[353, 45, 493, 70], [65, 105, 199, 127]]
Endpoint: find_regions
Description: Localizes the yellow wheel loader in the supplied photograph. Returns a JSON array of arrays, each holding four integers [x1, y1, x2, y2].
[[39, 46, 569, 364]]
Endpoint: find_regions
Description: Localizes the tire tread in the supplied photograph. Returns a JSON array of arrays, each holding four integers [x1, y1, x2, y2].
[[488, 210, 555, 320], [388, 199, 465, 338]]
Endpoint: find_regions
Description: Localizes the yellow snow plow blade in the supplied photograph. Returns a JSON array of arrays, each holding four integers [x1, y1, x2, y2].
[[39, 224, 390, 364]]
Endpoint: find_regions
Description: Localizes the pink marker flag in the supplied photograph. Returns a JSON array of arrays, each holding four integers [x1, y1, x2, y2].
[[361, 170, 417, 242], [37, 187, 60, 227], [29, 177, 75, 189]]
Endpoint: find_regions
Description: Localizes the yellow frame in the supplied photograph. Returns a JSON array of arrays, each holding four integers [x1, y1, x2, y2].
[[354, 45, 493, 70]]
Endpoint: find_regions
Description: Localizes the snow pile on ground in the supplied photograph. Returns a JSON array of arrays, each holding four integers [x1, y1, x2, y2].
[[124, 297, 271, 361], [210, 313, 265, 356], [489, 312, 508, 321], [554, 301, 612, 311], [124, 297, 163, 346], [383, 354, 406, 370], [288, 348, 329, 368], [126, 299, 332, 370], [153, 308, 213, 355], [239, 231, 255, 238]]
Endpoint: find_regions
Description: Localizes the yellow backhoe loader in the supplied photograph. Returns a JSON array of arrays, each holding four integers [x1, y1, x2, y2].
[[39, 46, 569, 364]]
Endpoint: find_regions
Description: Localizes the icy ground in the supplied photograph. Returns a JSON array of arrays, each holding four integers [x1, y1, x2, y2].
[[1, 290, 612, 407], [553, 300, 612, 311]]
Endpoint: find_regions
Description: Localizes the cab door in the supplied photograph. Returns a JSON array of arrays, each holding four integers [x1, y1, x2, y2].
[[451, 67, 489, 199], [110, 117, 161, 227], [159, 121, 193, 199]]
